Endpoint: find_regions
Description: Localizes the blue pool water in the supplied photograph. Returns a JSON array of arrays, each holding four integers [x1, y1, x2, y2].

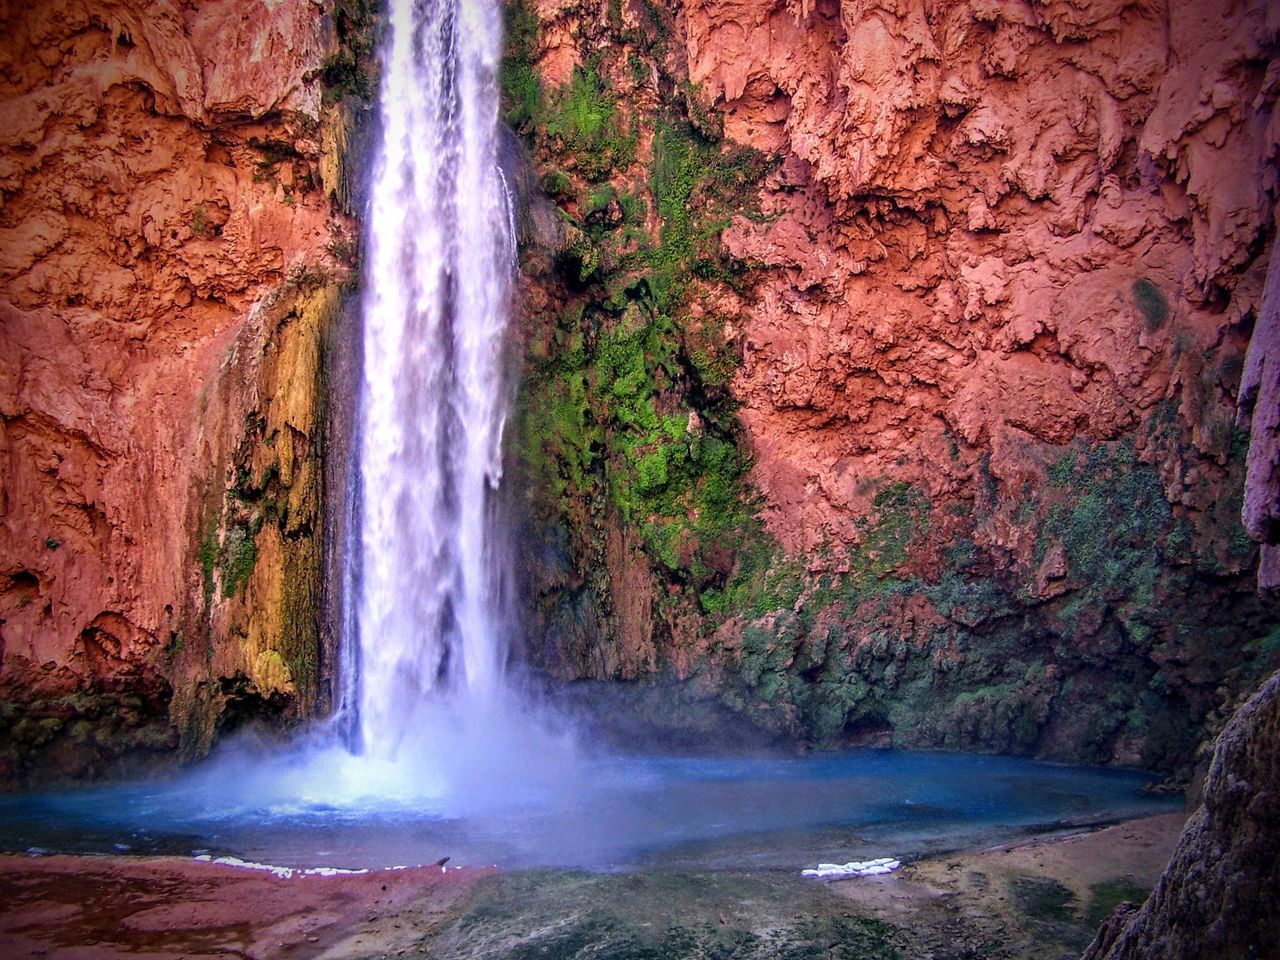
[[0, 746, 1179, 872]]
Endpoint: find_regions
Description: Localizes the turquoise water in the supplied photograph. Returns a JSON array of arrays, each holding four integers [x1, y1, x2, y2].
[[0, 748, 1178, 872]]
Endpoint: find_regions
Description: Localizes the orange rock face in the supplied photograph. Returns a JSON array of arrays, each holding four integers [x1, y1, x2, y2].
[[510, 0, 1280, 774], [683, 0, 1277, 557], [0, 0, 355, 783]]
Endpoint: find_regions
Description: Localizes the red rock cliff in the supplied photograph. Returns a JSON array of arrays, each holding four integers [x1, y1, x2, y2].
[[686, 0, 1276, 553], [509, 0, 1280, 775], [0, 0, 363, 784]]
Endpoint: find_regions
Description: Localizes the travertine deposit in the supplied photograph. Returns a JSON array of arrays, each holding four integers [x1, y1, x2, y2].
[[0, 0, 362, 783], [686, 0, 1277, 552], [510, 0, 1280, 777]]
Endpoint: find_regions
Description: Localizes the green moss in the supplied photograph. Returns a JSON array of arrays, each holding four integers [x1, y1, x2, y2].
[[1036, 440, 1170, 614], [541, 169, 573, 197], [1012, 876, 1078, 922], [1132, 278, 1169, 330], [520, 296, 760, 596], [561, 225, 601, 282], [544, 68, 636, 182], [321, 0, 376, 103], [508, 17, 780, 635], [1085, 879, 1150, 927], [198, 516, 219, 605], [861, 482, 931, 580], [500, 0, 543, 129], [1194, 426, 1257, 574], [221, 524, 258, 599], [618, 190, 647, 224], [585, 183, 619, 223], [648, 122, 702, 309]]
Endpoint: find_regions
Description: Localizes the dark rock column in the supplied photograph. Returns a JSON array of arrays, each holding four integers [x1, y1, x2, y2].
[[1239, 239, 1280, 591], [1082, 670, 1280, 960]]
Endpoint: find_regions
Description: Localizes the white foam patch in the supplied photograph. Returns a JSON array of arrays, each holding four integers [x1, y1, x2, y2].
[[193, 854, 371, 879], [802, 857, 901, 878]]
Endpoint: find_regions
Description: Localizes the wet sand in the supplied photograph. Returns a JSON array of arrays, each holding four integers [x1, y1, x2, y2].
[[0, 813, 1186, 960]]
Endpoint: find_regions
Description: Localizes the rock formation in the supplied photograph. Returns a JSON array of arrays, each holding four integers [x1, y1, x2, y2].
[[0, 0, 367, 784], [509, 0, 1280, 778], [1082, 669, 1280, 960], [1239, 243, 1280, 589]]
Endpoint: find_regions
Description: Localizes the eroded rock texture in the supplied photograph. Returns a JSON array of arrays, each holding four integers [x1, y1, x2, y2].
[[1239, 242, 1280, 588], [0, 0, 363, 784], [510, 0, 1280, 775], [1082, 669, 1280, 960]]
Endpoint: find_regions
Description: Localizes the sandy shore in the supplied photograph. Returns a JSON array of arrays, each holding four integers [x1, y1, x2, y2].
[[0, 814, 1187, 960]]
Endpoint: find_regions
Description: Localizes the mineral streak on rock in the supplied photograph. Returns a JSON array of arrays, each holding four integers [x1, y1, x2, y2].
[[0, 0, 362, 784]]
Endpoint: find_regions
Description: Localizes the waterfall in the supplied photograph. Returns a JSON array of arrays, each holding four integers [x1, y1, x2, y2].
[[351, 0, 515, 756]]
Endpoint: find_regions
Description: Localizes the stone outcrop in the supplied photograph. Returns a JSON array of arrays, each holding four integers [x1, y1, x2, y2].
[[508, 0, 1280, 776], [0, 0, 364, 784], [1239, 244, 1280, 589], [685, 0, 1278, 553], [1082, 669, 1280, 960]]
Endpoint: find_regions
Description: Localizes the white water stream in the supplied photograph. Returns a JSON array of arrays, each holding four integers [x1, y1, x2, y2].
[[348, 0, 517, 755]]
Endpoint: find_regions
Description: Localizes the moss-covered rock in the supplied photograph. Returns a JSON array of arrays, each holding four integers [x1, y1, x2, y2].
[[168, 277, 347, 761], [502, 0, 1280, 784]]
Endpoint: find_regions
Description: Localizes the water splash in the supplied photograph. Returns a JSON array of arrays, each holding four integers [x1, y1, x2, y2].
[[354, 0, 517, 755]]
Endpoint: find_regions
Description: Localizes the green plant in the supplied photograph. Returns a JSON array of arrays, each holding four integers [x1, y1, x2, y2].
[[198, 518, 218, 605], [321, 0, 376, 102], [541, 169, 573, 197], [501, 0, 543, 128], [1085, 879, 1150, 927], [191, 206, 213, 238], [221, 525, 258, 599], [544, 68, 636, 182]]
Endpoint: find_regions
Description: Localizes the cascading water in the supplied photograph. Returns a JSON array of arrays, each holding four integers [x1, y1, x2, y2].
[[351, 0, 517, 756]]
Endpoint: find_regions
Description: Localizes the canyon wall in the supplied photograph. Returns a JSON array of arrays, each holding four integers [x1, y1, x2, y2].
[[2, 0, 1278, 787], [0, 0, 368, 785], [509, 0, 1280, 778]]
